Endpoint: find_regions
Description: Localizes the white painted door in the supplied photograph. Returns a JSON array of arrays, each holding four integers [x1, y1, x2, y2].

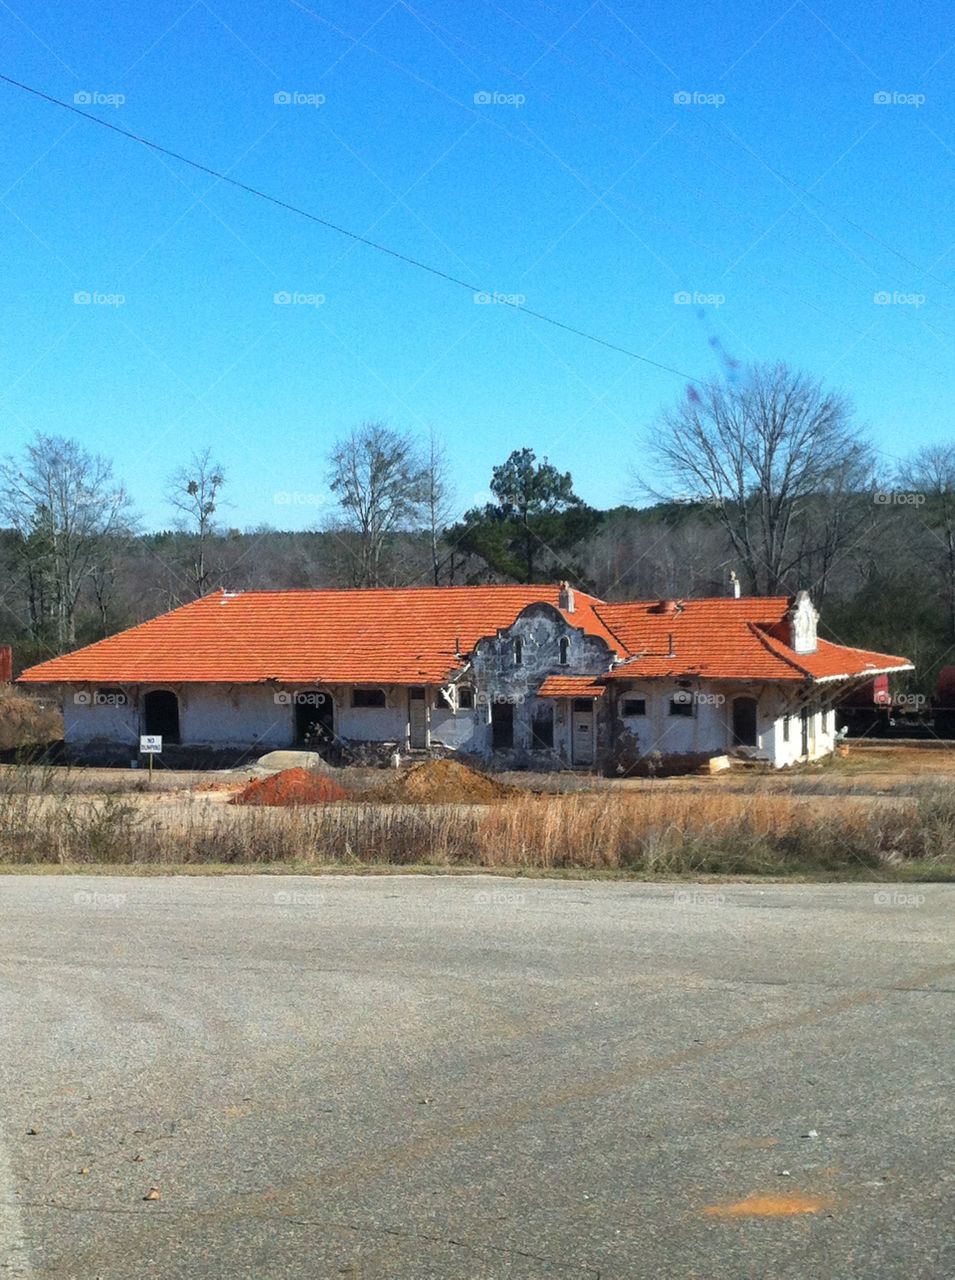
[[571, 702, 594, 765]]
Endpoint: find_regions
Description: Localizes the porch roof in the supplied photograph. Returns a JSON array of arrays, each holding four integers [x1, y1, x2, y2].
[[537, 676, 606, 698]]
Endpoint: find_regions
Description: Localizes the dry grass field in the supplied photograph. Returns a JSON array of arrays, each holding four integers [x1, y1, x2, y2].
[[1, 742, 954, 878]]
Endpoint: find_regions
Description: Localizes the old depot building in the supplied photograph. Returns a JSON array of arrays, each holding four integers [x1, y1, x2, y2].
[[18, 583, 911, 769]]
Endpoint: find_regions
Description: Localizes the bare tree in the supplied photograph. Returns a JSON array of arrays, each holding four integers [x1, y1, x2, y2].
[[423, 429, 455, 585], [327, 423, 428, 587], [165, 448, 226, 597], [641, 363, 874, 593], [897, 443, 955, 641], [0, 433, 135, 651]]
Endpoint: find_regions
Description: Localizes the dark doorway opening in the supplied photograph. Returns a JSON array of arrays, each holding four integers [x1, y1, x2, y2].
[[491, 700, 514, 750], [295, 691, 334, 746], [143, 689, 180, 744], [731, 696, 758, 748], [531, 703, 554, 749]]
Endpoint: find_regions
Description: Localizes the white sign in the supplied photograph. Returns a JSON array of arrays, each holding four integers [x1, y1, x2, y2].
[[139, 735, 162, 754]]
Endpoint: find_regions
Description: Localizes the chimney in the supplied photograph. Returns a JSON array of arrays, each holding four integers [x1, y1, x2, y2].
[[729, 570, 741, 599], [558, 581, 575, 613], [0, 646, 11, 683]]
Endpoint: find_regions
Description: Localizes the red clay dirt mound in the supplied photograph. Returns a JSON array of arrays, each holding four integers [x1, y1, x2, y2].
[[230, 768, 350, 807], [376, 758, 512, 804]]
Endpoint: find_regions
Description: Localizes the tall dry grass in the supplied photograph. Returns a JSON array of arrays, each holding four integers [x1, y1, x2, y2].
[[0, 775, 953, 875]]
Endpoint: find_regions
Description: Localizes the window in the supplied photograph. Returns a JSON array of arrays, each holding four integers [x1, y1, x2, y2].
[[821, 708, 829, 732], [531, 704, 554, 749], [438, 686, 474, 710], [558, 637, 569, 666], [783, 715, 791, 743], [352, 688, 386, 708], [621, 697, 646, 717], [491, 700, 514, 750], [669, 692, 694, 717], [513, 637, 523, 665]]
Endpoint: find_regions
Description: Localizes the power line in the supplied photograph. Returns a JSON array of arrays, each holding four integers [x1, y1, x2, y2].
[[0, 72, 702, 384]]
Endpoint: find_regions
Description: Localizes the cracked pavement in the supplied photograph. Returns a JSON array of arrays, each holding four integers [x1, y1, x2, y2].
[[1, 875, 953, 1278]]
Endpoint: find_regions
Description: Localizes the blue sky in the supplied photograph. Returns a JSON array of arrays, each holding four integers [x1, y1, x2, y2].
[[1, 0, 954, 531]]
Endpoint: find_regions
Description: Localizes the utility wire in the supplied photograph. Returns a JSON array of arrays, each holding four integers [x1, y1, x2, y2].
[[0, 72, 702, 384]]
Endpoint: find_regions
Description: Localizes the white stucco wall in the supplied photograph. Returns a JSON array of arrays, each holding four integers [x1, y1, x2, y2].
[[64, 689, 139, 746], [613, 682, 837, 768], [429, 703, 480, 750], [180, 686, 291, 748]]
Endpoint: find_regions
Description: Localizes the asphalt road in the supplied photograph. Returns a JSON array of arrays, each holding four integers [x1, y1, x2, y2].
[[0, 875, 952, 1279]]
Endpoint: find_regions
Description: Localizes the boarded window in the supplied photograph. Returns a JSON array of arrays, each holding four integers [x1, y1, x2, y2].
[[621, 697, 646, 717], [352, 688, 386, 708], [531, 704, 554, 749], [491, 701, 514, 750]]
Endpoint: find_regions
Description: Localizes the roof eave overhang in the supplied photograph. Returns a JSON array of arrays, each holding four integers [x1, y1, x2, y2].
[[806, 663, 915, 684]]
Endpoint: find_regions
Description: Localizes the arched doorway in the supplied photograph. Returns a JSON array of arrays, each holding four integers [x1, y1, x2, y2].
[[731, 696, 758, 748], [143, 689, 180, 744], [294, 691, 334, 746]]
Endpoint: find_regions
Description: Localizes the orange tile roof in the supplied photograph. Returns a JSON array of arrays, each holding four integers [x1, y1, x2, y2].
[[17, 586, 616, 687], [538, 676, 607, 698], [597, 598, 912, 683], [17, 588, 912, 689]]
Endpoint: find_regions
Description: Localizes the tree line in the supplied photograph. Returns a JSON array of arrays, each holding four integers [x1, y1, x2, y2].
[[1, 360, 952, 692]]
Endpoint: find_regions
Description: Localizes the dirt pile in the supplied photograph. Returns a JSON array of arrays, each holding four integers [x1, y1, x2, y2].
[[230, 768, 350, 807], [377, 758, 512, 804]]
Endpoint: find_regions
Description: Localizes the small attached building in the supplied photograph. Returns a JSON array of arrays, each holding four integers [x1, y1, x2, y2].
[[17, 584, 912, 769]]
